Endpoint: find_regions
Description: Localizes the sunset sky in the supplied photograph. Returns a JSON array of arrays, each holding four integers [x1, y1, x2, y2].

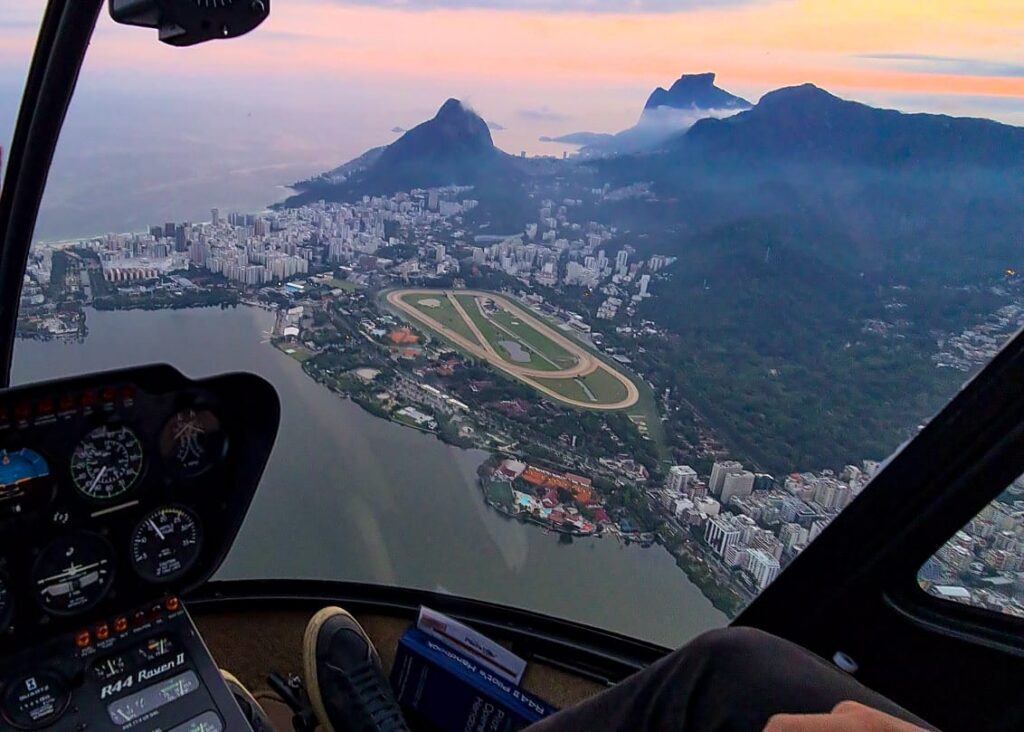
[[4, 0, 1024, 123], [2, 0, 1023, 238]]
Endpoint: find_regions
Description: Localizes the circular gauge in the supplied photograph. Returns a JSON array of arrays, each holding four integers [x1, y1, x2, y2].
[[130, 506, 202, 583], [92, 654, 127, 682], [0, 448, 53, 521], [32, 533, 115, 615], [1, 669, 70, 730], [159, 408, 226, 478], [70, 425, 144, 500]]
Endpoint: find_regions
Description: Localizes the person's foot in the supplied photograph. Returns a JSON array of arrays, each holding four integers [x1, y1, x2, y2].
[[220, 669, 275, 732], [302, 606, 409, 732]]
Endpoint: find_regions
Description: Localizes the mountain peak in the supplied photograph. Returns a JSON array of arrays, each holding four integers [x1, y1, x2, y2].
[[757, 83, 841, 109], [644, 73, 751, 112], [683, 82, 1024, 168], [436, 97, 469, 119], [408, 98, 494, 149], [669, 72, 717, 89], [345, 97, 512, 194]]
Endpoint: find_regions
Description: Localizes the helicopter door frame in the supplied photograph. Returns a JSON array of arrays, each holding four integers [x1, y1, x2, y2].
[[0, 0, 103, 387], [738, 320, 1024, 729]]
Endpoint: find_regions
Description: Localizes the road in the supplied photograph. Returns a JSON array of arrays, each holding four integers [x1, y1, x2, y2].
[[387, 288, 640, 410]]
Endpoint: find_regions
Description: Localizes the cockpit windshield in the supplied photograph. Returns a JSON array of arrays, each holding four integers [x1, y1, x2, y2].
[[6, 0, 1024, 646]]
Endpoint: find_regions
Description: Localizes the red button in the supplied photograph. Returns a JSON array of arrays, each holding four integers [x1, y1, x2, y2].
[[164, 597, 180, 612], [114, 616, 128, 633], [95, 623, 110, 641], [75, 630, 91, 648]]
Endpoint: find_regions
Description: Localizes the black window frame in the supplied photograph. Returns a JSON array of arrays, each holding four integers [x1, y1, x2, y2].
[[740, 318, 1024, 655]]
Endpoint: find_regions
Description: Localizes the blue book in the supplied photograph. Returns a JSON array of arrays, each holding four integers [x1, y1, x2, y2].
[[390, 627, 557, 732]]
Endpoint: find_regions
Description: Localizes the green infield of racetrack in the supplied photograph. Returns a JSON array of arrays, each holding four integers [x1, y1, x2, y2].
[[401, 292, 480, 345], [454, 294, 572, 372], [488, 308, 577, 368], [533, 366, 629, 407]]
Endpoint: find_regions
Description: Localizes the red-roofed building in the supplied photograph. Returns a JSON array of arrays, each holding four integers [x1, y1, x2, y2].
[[497, 459, 527, 480], [565, 472, 592, 489], [521, 465, 594, 504]]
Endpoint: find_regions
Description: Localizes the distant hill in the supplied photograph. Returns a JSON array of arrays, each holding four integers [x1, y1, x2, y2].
[[368, 98, 513, 187], [540, 131, 614, 147], [546, 73, 751, 157], [593, 84, 1024, 472], [287, 99, 521, 206], [607, 83, 1024, 280], [643, 72, 751, 112], [680, 83, 1024, 167]]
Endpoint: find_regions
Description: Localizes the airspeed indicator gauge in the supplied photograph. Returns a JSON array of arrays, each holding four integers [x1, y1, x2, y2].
[[70, 425, 144, 500]]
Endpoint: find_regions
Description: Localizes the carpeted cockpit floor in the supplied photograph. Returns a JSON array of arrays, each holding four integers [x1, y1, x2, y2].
[[194, 607, 604, 730]]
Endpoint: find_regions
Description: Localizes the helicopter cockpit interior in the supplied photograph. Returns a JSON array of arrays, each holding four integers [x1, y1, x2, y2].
[[0, 366, 278, 730], [3, 0, 1024, 730]]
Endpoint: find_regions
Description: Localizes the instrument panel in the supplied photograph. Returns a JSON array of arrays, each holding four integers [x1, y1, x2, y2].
[[0, 364, 279, 730]]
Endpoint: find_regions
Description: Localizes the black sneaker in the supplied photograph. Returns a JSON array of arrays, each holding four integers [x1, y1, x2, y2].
[[220, 669, 275, 732], [302, 606, 409, 732]]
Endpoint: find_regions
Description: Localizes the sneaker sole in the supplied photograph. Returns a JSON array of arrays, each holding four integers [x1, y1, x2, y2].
[[303, 606, 379, 732], [220, 669, 268, 727]]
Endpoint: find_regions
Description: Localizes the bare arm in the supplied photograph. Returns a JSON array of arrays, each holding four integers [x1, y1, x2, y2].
[[764, 701, 934, 732]]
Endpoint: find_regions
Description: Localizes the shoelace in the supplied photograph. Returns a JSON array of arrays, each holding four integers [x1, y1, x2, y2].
[[330, 659, 409, 732]]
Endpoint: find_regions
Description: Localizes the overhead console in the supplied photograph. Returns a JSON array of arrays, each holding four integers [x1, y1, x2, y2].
[[0, 365, 279, 730]]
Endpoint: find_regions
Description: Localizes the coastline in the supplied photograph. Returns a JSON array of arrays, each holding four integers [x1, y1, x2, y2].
[[14, 302, 730, 640], [22, 292, 744, 622], [272, 326, 746, 618]]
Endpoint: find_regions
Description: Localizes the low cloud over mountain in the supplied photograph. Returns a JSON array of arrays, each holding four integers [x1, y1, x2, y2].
[[544, 72, 750, 156]]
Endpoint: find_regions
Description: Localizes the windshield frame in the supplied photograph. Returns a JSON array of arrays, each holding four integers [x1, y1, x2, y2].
[[0, 0, 102, 387], [7, 0, 1024, 659]]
